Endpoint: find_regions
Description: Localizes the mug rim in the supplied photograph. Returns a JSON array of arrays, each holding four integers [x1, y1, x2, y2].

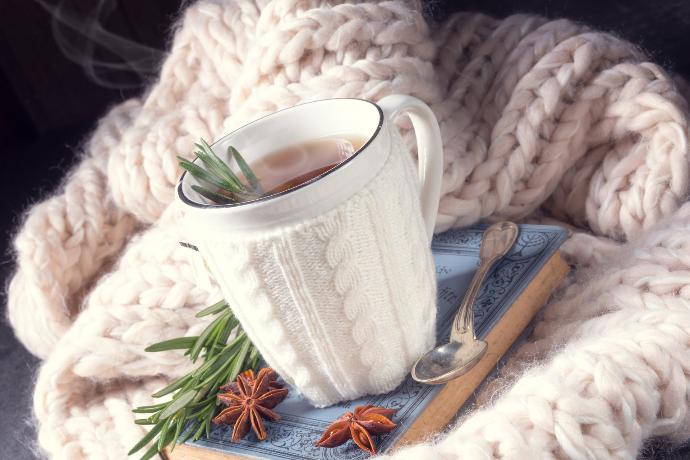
[[177, 97, 384, 210]]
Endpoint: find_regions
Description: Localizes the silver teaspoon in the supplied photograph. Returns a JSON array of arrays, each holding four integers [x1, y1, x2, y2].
[[412, 221, 519, 384]]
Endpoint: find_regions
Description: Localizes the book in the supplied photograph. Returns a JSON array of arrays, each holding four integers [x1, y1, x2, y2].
[[167, 224, 569, 460]]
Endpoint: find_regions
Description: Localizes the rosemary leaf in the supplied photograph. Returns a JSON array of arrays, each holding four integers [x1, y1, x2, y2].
[[134, 418, 157, 425], [248, 343, 260, 362], [179, 138, 262, 205], [139, 442, 163, 460], [145, 336, 198, 353], [163, 419, 179, 449], [151, 374, 192, 399], [157, 418, 173, 452], [132, 403, 168, 413], [159, 390, 197, 420], [189, 353, 221, 381], [192, 418, 207, 441], [220, 331, 249, 357], [196, 300, 229, 317], [205, 408, 214, 440], [194, 140, 243, 191], [170, 413, 187, 453], [230, 146, 262, 193], [128, 420, 164, 455], [191, 185, 234, 205], [193, 346, 239, 391], [190, 313, 228, 362], [150, 410, 162, 424], [204, 311, 231, 359], [179, 421, 198, 444], [188, 395, 219, 417], [200, 139, 249, 191], [178, 157, 233, 191], [216, 315, 238, 350], [227, 337, 252, 383]]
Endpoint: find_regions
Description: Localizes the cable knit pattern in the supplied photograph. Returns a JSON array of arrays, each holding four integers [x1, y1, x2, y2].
[[8, 100, 141, 358], [5, 0, 690, 458], [197, 129, 436, 406]]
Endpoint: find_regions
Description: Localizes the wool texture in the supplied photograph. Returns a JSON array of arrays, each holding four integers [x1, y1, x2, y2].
[[6, 1, 690, 458]]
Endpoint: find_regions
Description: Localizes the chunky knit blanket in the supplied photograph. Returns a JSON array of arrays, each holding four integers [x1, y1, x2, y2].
[[8, 1, 690, 458]]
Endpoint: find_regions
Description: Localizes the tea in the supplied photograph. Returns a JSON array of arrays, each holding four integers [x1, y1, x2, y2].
[[247, 134, 366, 197]]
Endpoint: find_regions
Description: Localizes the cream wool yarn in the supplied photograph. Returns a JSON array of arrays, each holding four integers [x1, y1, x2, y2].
[[6, 0, 690, 458]]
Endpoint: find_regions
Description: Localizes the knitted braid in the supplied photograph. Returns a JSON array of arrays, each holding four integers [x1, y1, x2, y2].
[[546, 62, 689, 238], [228, 0, 442, 124], [5, 1, 690, 458], [32, 205, 221, 458], [7, 100, 140, 358]]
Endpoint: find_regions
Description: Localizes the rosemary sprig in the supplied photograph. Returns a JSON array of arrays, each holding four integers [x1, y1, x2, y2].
[[129, 300, 260, 460], [178, 139, 263, 204]]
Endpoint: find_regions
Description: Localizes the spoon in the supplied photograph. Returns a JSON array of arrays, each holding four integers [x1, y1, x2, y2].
[[412, 221, 519, 384]]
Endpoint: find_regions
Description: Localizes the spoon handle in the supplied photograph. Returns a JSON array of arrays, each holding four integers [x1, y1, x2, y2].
[[450, 258, 495, 343]]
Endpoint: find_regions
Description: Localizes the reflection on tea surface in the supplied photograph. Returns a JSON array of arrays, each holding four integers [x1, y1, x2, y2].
[[250, 134, 366, 196]]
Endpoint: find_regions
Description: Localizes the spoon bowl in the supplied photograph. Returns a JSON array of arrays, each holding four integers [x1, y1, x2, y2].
[[411, 338, 487, 384]]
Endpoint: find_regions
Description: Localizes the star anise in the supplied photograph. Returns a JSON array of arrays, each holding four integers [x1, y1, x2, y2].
[[315, 405, 397, 454], [212, 367, 288, 442]]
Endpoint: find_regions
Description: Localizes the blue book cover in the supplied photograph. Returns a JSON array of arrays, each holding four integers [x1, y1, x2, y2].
[[179, 224, 568, 459]]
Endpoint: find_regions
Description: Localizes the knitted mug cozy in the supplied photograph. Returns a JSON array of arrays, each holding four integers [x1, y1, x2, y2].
[[181, 97, 440, 406]]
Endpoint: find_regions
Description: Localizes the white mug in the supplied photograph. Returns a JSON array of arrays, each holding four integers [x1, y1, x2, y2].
[[177, 95, 443, 407]]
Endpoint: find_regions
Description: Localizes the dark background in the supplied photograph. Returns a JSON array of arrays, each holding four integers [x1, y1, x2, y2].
[[1, 1, 689, 458]]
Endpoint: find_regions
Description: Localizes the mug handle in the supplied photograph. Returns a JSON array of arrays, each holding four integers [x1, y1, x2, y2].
[[377, 95, 443, 242]]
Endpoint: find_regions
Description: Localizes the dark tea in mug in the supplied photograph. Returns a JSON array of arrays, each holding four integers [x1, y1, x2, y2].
[[247, 134, 367, 197]]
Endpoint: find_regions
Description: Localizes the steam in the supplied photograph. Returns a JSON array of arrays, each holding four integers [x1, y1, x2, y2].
[[35, 0, 167, 89]]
